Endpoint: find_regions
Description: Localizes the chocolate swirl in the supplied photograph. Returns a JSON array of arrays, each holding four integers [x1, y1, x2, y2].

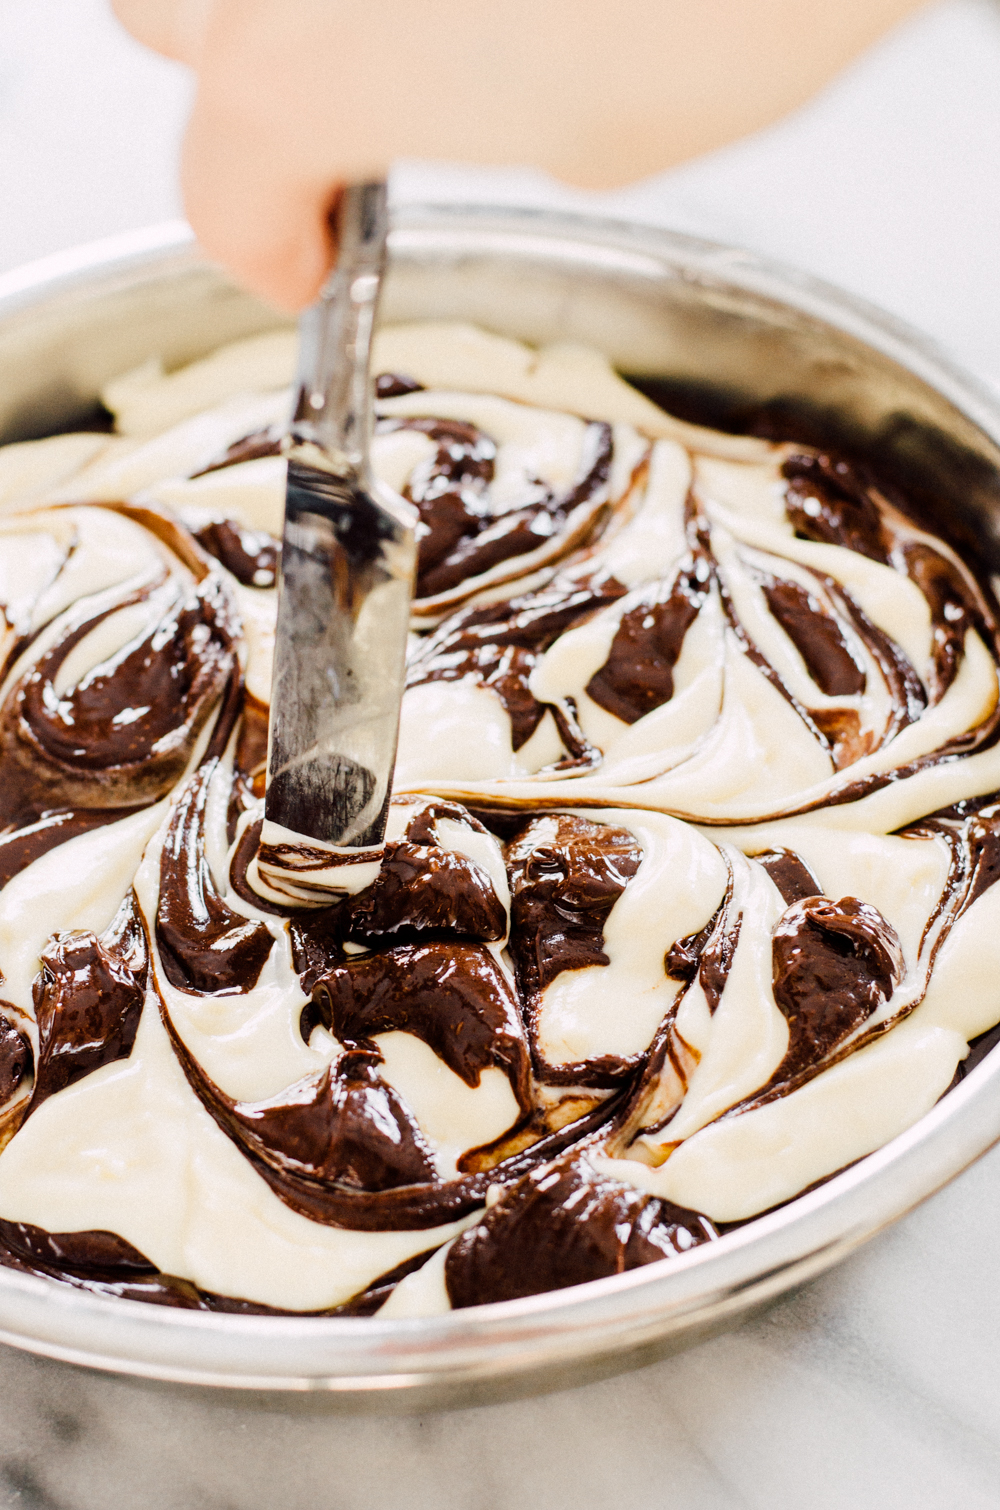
[[783, 451, 994, 704], [155, 761, 274, 995], [346, 842, 506, 947], [189, 425, 284, 477], [757, 575, 866, 698], [159, 983, 623, 1233], [408, 578, 627, 749], [192, 520, 278, 589], [412, 420, 613, 600], [402, 436, 1000, 830], [0, 1217, 441, 1315], [0, 575, 237, 840], [3, 328, 1000, 1318], [506, 814, 643, 1084], [379, 416, 497, 593]]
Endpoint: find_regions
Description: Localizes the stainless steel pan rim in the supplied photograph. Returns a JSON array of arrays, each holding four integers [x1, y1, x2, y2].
[[0, 207, 998, 1403]]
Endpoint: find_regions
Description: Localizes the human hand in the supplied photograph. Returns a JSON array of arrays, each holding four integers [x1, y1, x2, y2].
[[113, 0, 927, 312]]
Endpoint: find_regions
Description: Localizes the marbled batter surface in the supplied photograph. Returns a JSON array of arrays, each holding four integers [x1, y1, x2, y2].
[[0, 321, 997, 1316]]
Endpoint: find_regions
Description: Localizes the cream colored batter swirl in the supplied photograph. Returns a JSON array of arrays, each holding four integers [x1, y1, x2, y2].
[[0, 322, 995, 1316]]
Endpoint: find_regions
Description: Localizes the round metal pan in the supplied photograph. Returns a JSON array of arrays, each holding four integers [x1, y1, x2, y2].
[[0, 206, 998, 1408]]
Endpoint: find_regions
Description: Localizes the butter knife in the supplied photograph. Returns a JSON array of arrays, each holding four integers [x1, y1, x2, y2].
[[256, 182, 416, 905]]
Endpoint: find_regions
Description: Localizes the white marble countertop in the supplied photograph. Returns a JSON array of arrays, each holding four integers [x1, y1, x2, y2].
[[1, 2, 1000, 1505]]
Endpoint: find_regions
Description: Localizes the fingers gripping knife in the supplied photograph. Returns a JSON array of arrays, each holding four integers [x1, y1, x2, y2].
[[254, 183, 417, 905]]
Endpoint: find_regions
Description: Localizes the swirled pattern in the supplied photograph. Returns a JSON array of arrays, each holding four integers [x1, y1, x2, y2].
[[0, 323, 996, 1316]]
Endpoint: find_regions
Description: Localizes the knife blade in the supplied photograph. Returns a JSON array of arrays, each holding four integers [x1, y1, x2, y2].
[[255, 182, 416, 905]]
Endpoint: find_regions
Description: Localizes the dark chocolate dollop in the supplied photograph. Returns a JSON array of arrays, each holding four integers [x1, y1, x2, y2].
[[783, 453, 892, 564], [0, 1009, 31, 1106], [288, 907, 346, 998], [287, 800, 508, 993], [444, 1151, 717, 1307], [664, 913, 719, 984], [192, 519, 279, 588], [755, 849, 823, 906], [311, 940, 531, 1109], [759, 575, 866, 697], [30, 928, 145, 1111], [225, 1050, 439, 1190], [586, 568, 706, 724], [506, 814, 642, 993], [346, 842, 506, 946], [770, 895, 903, 1079]]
